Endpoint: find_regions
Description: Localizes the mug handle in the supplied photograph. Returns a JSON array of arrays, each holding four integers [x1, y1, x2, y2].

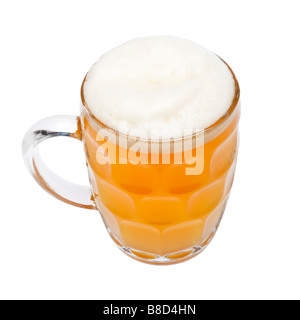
[[22, 115, 96, 210]]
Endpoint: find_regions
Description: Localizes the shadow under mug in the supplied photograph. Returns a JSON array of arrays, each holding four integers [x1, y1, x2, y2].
[[22, 63, 240, 265]]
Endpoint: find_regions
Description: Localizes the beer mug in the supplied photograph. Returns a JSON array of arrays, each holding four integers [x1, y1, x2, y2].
[[22, 40, 240, 265]]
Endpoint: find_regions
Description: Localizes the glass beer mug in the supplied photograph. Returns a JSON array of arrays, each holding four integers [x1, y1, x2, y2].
[[23, 58, 240, 265]]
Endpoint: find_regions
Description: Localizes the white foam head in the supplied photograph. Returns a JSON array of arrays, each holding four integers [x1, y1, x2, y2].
[[83, 36, 235, 139]]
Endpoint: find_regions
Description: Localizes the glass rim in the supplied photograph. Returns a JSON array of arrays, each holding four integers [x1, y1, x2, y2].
[[80, 57, 240, 143]]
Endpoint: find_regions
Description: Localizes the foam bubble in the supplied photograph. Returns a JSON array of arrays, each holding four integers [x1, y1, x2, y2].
[[83, 36, 235, 139]]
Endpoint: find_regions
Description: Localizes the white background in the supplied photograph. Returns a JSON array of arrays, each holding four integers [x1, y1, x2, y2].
[[0, 0, 299, 300]]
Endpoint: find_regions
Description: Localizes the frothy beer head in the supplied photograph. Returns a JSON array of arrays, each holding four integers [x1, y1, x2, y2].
[[83, 36, 235, 140]]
